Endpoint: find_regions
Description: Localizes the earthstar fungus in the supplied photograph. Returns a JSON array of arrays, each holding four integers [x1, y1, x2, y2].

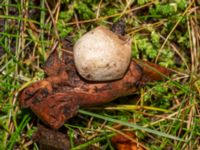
[[19, 25, 172, 129]]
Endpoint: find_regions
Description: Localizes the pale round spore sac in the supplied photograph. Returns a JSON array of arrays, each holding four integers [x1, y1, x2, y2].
[[73, 26, 131, 81]]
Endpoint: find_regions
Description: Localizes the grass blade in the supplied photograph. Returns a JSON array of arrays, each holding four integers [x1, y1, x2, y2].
[[79, 109, 185, 142]]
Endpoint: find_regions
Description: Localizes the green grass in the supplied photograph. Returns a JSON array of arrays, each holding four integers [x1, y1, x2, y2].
[[0, 0, 199, 149]]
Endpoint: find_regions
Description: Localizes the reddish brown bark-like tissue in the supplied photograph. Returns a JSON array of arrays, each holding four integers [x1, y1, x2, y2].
[[19, 50, 171, 129]]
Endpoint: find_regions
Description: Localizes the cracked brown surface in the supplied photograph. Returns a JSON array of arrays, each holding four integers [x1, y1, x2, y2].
[[19, 50, 171, 129]]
